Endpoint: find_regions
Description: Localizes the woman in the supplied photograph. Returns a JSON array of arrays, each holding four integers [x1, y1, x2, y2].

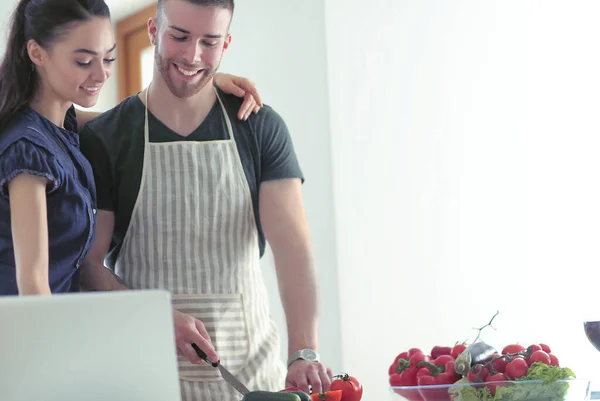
[[0, 0, 262, 296]]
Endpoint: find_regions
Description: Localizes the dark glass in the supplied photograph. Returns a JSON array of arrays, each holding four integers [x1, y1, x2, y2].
[[584, 321, 600, 352]]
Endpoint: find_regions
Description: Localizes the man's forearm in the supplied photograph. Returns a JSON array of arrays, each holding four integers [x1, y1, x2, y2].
[[275, 249, 319, 357], [259, 179, 319, 358]]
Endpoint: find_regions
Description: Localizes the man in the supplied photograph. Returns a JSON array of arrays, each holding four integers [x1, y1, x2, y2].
[[78, 0, 331, 399]]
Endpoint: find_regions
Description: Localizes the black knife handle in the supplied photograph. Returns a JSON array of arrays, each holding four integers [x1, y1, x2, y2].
[[191, 343, 218, 367]]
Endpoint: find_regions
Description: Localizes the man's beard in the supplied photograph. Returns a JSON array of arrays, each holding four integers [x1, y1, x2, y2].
[[154, 48, 219, 99]]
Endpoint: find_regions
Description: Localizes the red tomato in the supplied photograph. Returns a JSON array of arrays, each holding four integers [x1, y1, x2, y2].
[[488, 372, 508, 381], [330, 374, 363, 401], [451, 344, 467, 359], [527, 344, 542, 353], [467, 364, 489, 383], [540, 344, 552, 354], [549, 354, 559, 366], [488, 354, 507, 373], [486, 373, 508, 396], [529, 350, 551, 366], [502, 344, 526, 355], [311, 390, 343, 401], [505, 358, 528, 379]]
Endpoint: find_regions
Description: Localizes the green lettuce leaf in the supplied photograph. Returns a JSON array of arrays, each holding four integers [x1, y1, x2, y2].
[[449, 363, 577, 401]]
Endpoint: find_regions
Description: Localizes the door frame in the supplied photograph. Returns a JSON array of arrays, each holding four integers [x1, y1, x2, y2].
[[116, 4, 157, 101]]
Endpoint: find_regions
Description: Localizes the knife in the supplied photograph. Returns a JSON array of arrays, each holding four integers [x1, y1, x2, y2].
[[191, 343, 251, 396]]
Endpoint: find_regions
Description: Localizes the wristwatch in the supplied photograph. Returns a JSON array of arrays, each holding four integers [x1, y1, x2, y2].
[[287, 348, 320, 367]]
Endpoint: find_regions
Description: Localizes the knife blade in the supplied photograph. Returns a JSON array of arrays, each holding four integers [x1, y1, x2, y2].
[[191, 343, 251, 396], [216, 363, 251, 395]]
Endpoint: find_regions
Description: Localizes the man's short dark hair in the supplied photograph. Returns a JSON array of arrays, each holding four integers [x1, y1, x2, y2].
[[156, 0, 235, 26]]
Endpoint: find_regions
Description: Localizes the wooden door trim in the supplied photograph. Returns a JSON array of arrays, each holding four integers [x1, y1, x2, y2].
[[116, 4, 157, 101]]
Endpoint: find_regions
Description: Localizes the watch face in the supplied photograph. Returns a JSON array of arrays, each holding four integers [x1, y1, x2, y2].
[[301, 349, 318, 361]]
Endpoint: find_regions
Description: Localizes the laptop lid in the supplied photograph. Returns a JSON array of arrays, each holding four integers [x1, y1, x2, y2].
[[0, 289, 181, 401]]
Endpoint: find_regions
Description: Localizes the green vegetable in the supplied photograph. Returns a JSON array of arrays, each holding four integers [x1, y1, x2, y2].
[[450, 378, 491, 401], [449, 363, 577, 401], [242, 391, 302, 401], [288, 391, 311, 401], [521, 362, 576, 383]]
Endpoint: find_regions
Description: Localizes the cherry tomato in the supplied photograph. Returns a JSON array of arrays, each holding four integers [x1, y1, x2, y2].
[[502, 344, 526, 355], [311, 390, 343, 401], [451, 344, 467, 359], [467, 364, 489, 383], [540, 344, 552, 354], [488, 354, 507, 373], [505, 358, 528, 379], [549, 354, 559, 366], [330, 374, 363, 401], [527, 344, 542, 353], [488, 372, 508, 381], [486, 373, 509, 396], [529, 350, 551, 366]]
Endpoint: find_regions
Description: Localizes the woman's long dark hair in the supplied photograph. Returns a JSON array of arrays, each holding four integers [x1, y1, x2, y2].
[[0, 0, 110, 129]]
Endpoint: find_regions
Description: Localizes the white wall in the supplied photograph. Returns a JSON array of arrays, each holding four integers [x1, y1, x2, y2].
[[0, 0, 16, 56], [325, 0, 600, 400]]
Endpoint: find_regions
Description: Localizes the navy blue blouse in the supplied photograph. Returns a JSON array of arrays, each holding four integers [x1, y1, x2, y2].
[[0, 105, 96, 295]]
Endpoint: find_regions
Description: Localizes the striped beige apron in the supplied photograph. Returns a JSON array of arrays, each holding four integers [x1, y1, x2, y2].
[[114, 88, 286, 401]]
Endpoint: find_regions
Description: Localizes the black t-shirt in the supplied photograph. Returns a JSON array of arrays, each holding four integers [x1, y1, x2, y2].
[[79, 89, 304, 269]]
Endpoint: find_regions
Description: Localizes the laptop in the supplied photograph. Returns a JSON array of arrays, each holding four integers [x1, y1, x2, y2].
[[0, 289, 182, 401]]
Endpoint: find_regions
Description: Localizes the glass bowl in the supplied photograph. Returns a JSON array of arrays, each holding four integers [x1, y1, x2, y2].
[[390, 379, 591, 401]]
